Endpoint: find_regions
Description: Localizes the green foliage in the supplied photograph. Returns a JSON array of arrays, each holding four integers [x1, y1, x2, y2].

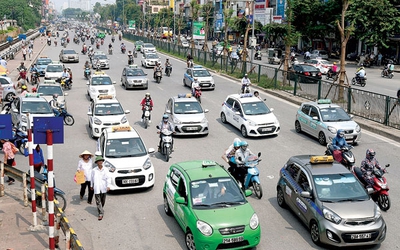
[[0, 0, 42, 30]]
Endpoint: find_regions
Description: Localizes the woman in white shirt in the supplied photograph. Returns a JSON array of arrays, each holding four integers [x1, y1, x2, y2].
[[77, 150, 94, 204]]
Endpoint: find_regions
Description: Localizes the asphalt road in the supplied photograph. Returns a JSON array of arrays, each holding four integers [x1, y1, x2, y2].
[[14, 31, 400, 250]]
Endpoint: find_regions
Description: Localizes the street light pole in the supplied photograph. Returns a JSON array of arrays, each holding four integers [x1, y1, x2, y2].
[[250, 0, 255, 64]]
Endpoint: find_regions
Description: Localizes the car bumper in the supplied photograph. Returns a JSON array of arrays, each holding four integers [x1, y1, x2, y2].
[[244, 123, 280, 137], [108, 167, 155, 190], [143, 61, 158, 67], [93, 63, 109, 69], [199, 82, 216, 90], [173, 123, 209, 135], [319, 217, 386, 247], [125, 81, 148, 89], [62, 57, 79, 62], [193, 225, 261, 250]]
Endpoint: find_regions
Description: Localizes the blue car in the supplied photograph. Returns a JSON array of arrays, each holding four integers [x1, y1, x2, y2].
[[35, 57, 53, 76]]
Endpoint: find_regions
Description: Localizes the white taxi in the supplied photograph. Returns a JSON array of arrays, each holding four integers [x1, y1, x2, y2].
[[87, 95, 130, 138], [97, 126, 155, 190], [44, 62, 64, 80], [86, 71, 116, 100], [220, 93, 280, 137]]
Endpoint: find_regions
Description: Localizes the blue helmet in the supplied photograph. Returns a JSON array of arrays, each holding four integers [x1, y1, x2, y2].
[[337, 129, 344, 138], [241, 141, 248, 147], [233, 141, 241, 148], [162, 114, 169, 120]]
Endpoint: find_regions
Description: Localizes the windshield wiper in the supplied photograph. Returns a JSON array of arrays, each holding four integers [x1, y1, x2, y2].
[[212, 201, 243, 206]]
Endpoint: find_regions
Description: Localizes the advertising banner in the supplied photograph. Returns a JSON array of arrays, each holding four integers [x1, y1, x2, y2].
[[277, 0, 285, 18], [128, 20, 136, 29], [193, 21, 205, 40]]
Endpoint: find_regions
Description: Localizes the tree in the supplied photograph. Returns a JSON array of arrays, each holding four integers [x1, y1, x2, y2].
[[201, 1, 214, 51], [189, 0, 200, 49]]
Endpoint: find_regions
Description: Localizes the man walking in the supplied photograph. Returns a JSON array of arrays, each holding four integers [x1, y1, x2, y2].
[[91, 155, 111, 221]]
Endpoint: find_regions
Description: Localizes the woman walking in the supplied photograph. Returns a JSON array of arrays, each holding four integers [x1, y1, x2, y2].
[[77, 150, 94, 204]]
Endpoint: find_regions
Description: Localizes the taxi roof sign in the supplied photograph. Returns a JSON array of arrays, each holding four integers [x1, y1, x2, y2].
[[111, 125, 132, 132], [25, 93, 40, 98], [43, 80, 57, 84], [202, 160, 218, 168], [310, 155, 334, 164], [317, 99, 332, 104], [94, 70, 106, 75], [98, 94, 114, 100], [128, 64, 138, 69], [240, 93, 253, 98], [178, 93, 192, 98]]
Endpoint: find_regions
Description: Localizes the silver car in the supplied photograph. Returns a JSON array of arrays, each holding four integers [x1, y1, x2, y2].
[[295, 99, 361, 145], [277, 155, 386, 247], [92, 54, 110, 69], [120, 66, 148, 90], [141, 53, 161, 68], [0, 76, 16, 102], [165, 95, 209, 136], [59, 49, 79, 63]]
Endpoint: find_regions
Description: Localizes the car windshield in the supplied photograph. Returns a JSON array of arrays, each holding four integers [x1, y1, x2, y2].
[[91, 77, 112, 85], [242, 101, 271, 115], [95, 55, 107, 59], [144, 44, 155, 48], [146, 54, 158, 59], [21, 101, 52, 114], [94, 103, 124, 115], [105, 138, 147, 158], [320, 107, 351, 122], [313, 173, 369, 202], [193, 70, 211, 77], [46, 65, 63, 72], [63, 50, 77, 54], [37, 86, 63, 96], [126, 69, 145, 76], [300, 65, 318, 71], [174, 101, 203, 114], [37, 59, 52, 65], [136, 41, 143, 45], [191, 177, 246, 208]]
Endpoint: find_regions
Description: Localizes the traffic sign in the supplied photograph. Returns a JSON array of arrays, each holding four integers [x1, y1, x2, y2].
[[0, 114, 13, 139], [6, 36, 12, 43], [33, 117, 64, 144]]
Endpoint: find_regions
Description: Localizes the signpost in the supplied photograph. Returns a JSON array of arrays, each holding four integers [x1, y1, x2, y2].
[[128, 20, 136, 30]]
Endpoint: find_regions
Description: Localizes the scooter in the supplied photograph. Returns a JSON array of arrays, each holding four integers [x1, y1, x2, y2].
[[111, 37, 115, 43], [133, 50, 137, 58], [128, 55, 134, 65], [26, 168, 67, 212], [351, 74, 367, 87], [56, 77, 70, 90], [325, 144, 355, 171], [240, 83, 251, 94], [143, 105, 151, 129], [121, 47, 126, 54], [47, 40, 51, 46], [30, 71, 39, 85], [165, 65, 172, 77], [381, 66, 394, 79], [187, 59, 194, 68], [156, 126, 173, 162], [238, 153, 263, 199], [154, 70, 162, 83], [84, 67, 91, 80], [326, 71, 338, 81], [108, 47, 113, 55], [96, 42, 100, 49], [254, 51, 262, 60], [353, 164, 390, 211], [4, 127, 28, 155], [90, 37, 95, 45], [193, 87, 201, 103], [54, 104, 75, 126]]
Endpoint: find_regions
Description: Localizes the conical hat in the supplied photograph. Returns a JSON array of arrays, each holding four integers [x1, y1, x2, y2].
[[79, 150, 94, 158]]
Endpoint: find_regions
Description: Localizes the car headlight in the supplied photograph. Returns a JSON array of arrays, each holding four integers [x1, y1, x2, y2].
[[327, 126, 337, 134], [21, 114, 28, 123], [103, 160, 116, 172], [90, 87, 97, 94], [374, 206, 382, 220], [109, 88, 116, 94], [323, 208, 341, 224], [173, 117, 182, 124], [247, 119, 256, 126], [201, 117, 208, 123], [93, 117, 102, 125], [121, 116, 127, 124], [143, 158, 152, 170], [249, 213, 259, 230], [197, 220, 212, 236], [355, 124, 361, 133]]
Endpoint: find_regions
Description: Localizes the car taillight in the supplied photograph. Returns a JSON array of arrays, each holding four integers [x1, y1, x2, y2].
[[318, 72, 322, 76], [304, 72, 310, 76]]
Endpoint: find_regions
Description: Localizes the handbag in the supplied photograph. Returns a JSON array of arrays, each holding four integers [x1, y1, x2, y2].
[[74, 171, 85, 185], [11, 143, 18, 154]]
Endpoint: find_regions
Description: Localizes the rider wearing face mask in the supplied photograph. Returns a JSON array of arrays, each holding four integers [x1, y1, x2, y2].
[[234, 141, 254, 188], [329, 129, 349, 162], [140, 93, 153, 122], [157, 114, 174, 151], [360, 149, 384, 188]]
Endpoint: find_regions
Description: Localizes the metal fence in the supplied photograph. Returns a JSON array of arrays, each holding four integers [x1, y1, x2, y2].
[[99, 27, 400, 130]]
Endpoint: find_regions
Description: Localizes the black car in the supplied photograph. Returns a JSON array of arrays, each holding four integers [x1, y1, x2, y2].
[[287, 64, 322, 83]]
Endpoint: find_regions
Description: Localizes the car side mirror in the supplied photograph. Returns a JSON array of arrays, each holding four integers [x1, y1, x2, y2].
[[165, 109, 171, 114], [112, 81, 116, 84], [312, 116, 319, 121], [13, 108, 18, 113], [367, 187, 374, 194], [175, 196, 187, 205], [204, 109, 209, 113], [270, 108, 274, 112], [300, 191, 312, 199], [235, 111, 241, 115], [87, 112, 91, 116], [148, 148, 155, 154], [86, 82, 89, 85]]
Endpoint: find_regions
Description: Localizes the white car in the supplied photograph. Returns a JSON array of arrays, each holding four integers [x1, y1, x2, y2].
[[0, 76, 16, 102], [92, 54, 110, 69], [87, 95, 130, 138], [181, 39, 189, 48], [304, 59, 332, 74], [86, 72, 116, 100], [141, 53, 161, 68], [36, 80, 68, 109], [96, 125, 155, 190], [44, 63, 64, 80], [220, 94, 280, 137], [141, 43, 157, 54]]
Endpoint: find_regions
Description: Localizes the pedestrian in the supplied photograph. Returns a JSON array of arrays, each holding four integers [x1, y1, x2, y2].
[[21, 46, 27, 61], [1, 138, 16, 184], [91, 155, 111, 221], [377, 52, 383, 66], [27, 47, 33, 61], [0, 56, 7, 69], [29, 39, 34, 49], [77, 150, 94, 204], [33, 144, 45, 173]]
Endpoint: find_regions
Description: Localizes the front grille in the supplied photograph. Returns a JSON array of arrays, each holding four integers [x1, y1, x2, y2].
[[115, 175, 145, 187], [98, 90, 108, 93], [181, 125, 202, 132], [257, 126, 277, 134], [219, 225, 245, 235], [341, 231, 379, 243], [344, 129, 354, 134], [133, 80, 142, 83], [345, 219, 375, 226], [118, 169, 142, 174], [103, 122, 120, 126]]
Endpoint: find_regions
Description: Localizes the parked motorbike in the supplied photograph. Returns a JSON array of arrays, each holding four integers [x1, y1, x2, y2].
[[154, 71, 162, 83], [54, 104, 75, 126], [165, 65, 172, 77], [84, 67, 91, 80], [157, 126, 173, 162], [381, 66, 394, 79], [26, 168, 67, 212], [254, 51, 262, 60], [143, 105, 151, 129], [194, 87, 202, 103], [325, 144, 355, 171], [238, 153, 263, 199], [351, 74, 367, 87], [353, 164, 390, 211]]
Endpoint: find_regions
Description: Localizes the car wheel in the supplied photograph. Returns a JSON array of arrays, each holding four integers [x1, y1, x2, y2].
[[241, 125, 248, 137], [220, 112, 227, 124], [183, 79, 186, 86], [277, 187, 287, 208], [318, 131, 326, 145], [310, 221, 321, 245], [163, 195, 172, 216], [185, 230, 196, 250], [295, 120, 302, 133]]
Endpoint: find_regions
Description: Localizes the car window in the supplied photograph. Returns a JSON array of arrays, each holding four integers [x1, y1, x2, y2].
[[320, 107, 351, 122], [22, 101, 52, 114], [186, 69, 191, 75], [174, 102, 203, 114], [126, 69, 145, 76], [37, 86, 63, 96], [169, 169, 181, 189], [0, 78, 10, 85], [177, 178, 187, 199], [301, 65, 318, 71], [233, 102, 242, 114], [63, 50, 76, 54], [91, 77, 112, 85], [286, 163, 300, 180], [301, 105, 311, 116], [147, 54, 158, 59], [94, 103, 124, 115], [46, 65, 63, 72], [37, 59, 52, 65], [242, 101, 271, 115], [298, 170, 311, 192], [105, 138, 147, 157], [193, 70, 211, 77], [225, 98, 235, 107], [310, 106, 319, 119]]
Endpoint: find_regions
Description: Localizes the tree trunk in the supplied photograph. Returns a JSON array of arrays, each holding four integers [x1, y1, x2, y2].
[[337, 0, 351, 101]]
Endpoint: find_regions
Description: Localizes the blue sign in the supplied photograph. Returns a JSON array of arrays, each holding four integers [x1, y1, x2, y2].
[[0, 114, 13, 139], [33, 117, 64, 144], [6, 36, 13, 43], [277, 0, 286, 17], [39, 28, 45, 33], [18, 34, 27, 40], [246, 15, 253, 24]]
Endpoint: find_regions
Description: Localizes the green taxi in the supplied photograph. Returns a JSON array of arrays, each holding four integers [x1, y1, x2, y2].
[[163, 160, 261, 250], [97, 32, 106, 39], [135, 40, 144, 51]]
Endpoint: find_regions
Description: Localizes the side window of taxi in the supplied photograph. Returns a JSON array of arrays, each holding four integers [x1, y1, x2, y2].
[[298, 170, 311, 192], [310, 106, 319, 120], [177, 178, 187, 199], [286, 163, 300, 180], [301, 105, 310, 116], [169, 169, 181, 189], [225, 98, 234, 108]]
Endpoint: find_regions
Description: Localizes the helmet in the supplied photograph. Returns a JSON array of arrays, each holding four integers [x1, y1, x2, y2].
[[333, 62, 336, 65], [53, 93, 59, 99], [194, 78, 198, 81], [360, 63, 363, 67], [21, 85, 27, 90], [145, 93, 150, 97], [67, 67, 71, 70], [166, 58, 169, 61], [233, 141, 241, 148], [244, 74, 248, 77], [366, 149, 376, 160], [337, 129, 345, 138], [162, 114, 169, 121], [240, 141, 248, 150]]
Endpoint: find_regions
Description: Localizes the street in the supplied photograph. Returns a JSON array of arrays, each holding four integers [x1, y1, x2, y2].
[[11, 30, 400, 250]]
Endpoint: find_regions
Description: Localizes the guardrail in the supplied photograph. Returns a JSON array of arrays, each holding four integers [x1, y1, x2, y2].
[[0, 162, 85, 250], [0, 28, 41, 60]]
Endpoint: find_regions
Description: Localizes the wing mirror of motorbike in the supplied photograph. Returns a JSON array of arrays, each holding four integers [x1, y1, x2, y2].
[[156, 125, 160, 129], [258, 152, 261, 157]]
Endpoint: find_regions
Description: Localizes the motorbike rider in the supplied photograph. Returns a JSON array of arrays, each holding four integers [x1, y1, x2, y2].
[[157, 114, 174, 152], [127, 50, 134, 65], [82, 43, 87, 54], [111, 34, 115, 42], [222, 138, 242, 181], [153, 63, 162, 79], [108, 43, 113, 53], [234, 141, 254, 188], [17, 62, 29, 83], [328, 62, 338, 78], [47, 36, 51, 45], [49, 94, 60, 116], [20, 85, 29, 96], [187, 53, 193, 67], [120, 42, 126, 53], [355, 64, 366, 81], [29, 64, 39, 83], [241, 74, 251, 94], [67, 67, 73, 87], [384, 60, 394, 76], [61, 68, 71, 88], [360, 149, 385, 188], [329, 129, 350, 162], [165, 59, 172, 74], [84, 60, 90, 69], [191, 77, 200, 96], [140, 93, 154, 123]]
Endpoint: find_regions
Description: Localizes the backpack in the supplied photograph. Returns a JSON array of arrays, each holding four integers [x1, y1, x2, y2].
[[389, 64, 395, 71]]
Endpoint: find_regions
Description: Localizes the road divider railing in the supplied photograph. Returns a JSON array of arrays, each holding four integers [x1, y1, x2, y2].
[[0, 162, 85, 250]]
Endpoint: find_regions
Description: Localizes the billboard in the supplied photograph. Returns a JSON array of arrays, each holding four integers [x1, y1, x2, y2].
[[193, 21, 205, 40], [128, 20, 135, 29]]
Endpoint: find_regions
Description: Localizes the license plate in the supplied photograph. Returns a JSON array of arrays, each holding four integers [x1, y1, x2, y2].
[[351, 233, 371, 240], [223, 236, 244, 244], [346, 136, 353, 139], [202, 84, 210, 86], [122, 178, 139, 184], [261, 127, 273, 132], [312, 73, 316, 76], [186, 127, 197, 131]]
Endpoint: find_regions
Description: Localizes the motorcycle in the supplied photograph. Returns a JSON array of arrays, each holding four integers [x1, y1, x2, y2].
[[100, 39, 104, 45], [156, 126, 173, 162], [254, 51, 262, 60], [143, 105, 151, 129], [54, 104, 75, 126], [187, 59, 194, 68], [133, 50, 137, 58], [154, 70, 162, 83], [128, 55, 134, 65], [193, 87, 201, 103], [381, 66, 394, 79], [2, 127, 28, 154], [47, 39, 51, 46], [82, 47, 87, 55], [353, 164, 390, 211], [108, 47, 113, 55], [26, 168, 67, 212], [84, 67, 91, 80], [165, 65, 172, 77], [90, 37, 94, 45], [121, 47, 126, 54], [326, 71, 338, 81], [55, 77, 71, 90], [81, 36, 86, 42], [351, 74, 367, 87], [111, 37, 115, 43], [30, 71, 39, 85], [240, 83, 251, 94], [119, 34, 122, 41], [238, 153, 263, 199], [96, 42, 100, 49], [325, 144, 355, 171]]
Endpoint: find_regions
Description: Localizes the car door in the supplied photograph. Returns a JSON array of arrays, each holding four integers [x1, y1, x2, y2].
[[282, 163, 301, 212], [174, 176, 190, 230], [184, 68, 193, 87], [164, 168, 181, 216], [223, 97, 235, 124], [298, 104, 311, 134], [309, 106, 321, 138], [231, 101, 243, 129]]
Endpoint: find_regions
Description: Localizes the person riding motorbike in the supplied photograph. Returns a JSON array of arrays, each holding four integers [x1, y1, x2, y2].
[[67, 67, 73, 87], [356, 65, 366, 81], [222, 138, 242, 182], [118, 33, 122, 41], [165, 59, 172, 74], [120, 43, 126, 53], [153, 63, 162, 79], [383, 60, 394, 76], [191, 78, 200, 96], [360, 149, 385, 188], [82, 43, 87, 54], [111, 35, 115, 43], [329, 129, 350, 162], [29, 64, 39, 84], [61, 68, 71, 88], [17, 62, 29, 83], [96, 39, 100, 49], [128, 51, 134, 65], [84, 60, 90, 69], [234, 141, 254, 188], [49, 94, 60, 116], [108, 43, 113, 54], [140, 93, 154, 123], [186, 53, 193, 67], [157, 114, 174, 152], [47, 37, 51, 45], [241, 74, 251, 94], [327, 62, 338, 78]]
